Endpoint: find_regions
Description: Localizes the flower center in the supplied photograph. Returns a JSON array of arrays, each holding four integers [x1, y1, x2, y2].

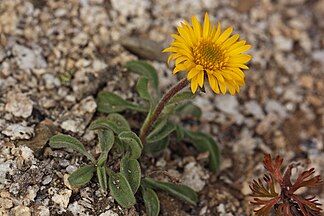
[[193, 40, 227, 71]]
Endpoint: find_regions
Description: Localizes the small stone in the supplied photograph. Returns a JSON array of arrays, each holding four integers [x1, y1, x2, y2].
[[299, 75, 314, 89], [244, 100, 265, 119], [63, 174, 72, 189], [241, 181, 251, 195], [5, 92, 33, 118], [34, 206, 50, 216], [273, 35, 293, 51], [265, 100, 287, 118], [2, 123, 34, 140], [99, 210, 120, 216], [42, 175, 52, 185], [20, 146, 34, 162], [0, 197, 13, 209], [68, 201, 87, 215], [51, 189, 72, 208], [12, 44, 47, 70], [13, 205, 31, 216], [181, 162, 209, 192]]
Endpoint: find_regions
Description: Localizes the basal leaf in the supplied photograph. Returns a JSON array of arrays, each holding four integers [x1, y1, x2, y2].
[[146, 121, 176, 143], [97, 91, 147, 113], [68, 165, 96, 187], [97, 129, 114, 166], [109, 172, 136, 208], [120, 157, 141, 194], [142, 187, 160, 216], [107, 113, 131, 131], [89, 118, 129, 135], [126, 60, 159, 96], [136, 77, 151, 101], [174, 102, 202, 119], [118, 131, 143, 159], [184, 130, 220, 173], [144, 135, 170, 154], [167, 91, 196, 106], [97, 165, 108, 191], [143, 177, 198, 206], [49, 134, 96, 163], [175, 125, 185, 141]]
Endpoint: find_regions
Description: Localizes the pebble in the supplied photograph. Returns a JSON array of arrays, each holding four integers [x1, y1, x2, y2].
[[12, 44, 47, 70], [2, 123, 34, 140], [273, 35, 293, 51], [244, 100, 265, 119], [265, 100, 287, 118], [13, 205, 31, 216], [34, 206, 50, 216], [181, 162, 209, 192], [99, 210, 120, 216], [5, 92, 33, 118], [51, 189, 72, 208], [0, 197, 13, 209]]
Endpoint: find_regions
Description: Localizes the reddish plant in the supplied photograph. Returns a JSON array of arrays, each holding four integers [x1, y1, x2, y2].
[[250, 154, 323, 216]]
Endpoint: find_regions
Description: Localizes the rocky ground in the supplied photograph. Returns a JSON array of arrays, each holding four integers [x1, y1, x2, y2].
[[0, 0, 324, 215]]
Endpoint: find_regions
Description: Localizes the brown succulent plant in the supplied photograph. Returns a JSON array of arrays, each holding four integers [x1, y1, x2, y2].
[[250, 154, 323, 216]]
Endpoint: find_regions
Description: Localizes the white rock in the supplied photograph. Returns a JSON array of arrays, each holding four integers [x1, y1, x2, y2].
[[215, 95, 244, 124], [244, 100, 265, 119], [43, 74, 61, 89], [20, 146, 34, 162], [181, 162, 209, 192], [52, 189, 72, 208], [2, 123, 34, 140], [68, 201, 87, 216], [13, 205, 31, 216], [265, 100, 287, 118], [0, 198, 13, 209], [111, 0, 150, 17], [34, 206, 50, 216], [232, 129, 257, 155], [72, 32, 89, 46], [273, 35, 293, 51], [5, 92, 33, 118], [99, 210, 120, 216], [61, 119, 85, 133], [12, 44, 47, 70], [312, 50, 324, 64]]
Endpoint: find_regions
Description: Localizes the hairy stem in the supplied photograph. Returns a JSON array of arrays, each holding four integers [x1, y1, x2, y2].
[[139, 78, 189, 143]]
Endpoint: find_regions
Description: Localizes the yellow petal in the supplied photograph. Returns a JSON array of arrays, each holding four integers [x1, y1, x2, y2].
[[203, 12, 210, 38], [228, 44, 252, 55], [191, 15, 202, 40], [222, 34, 239, 49], [207, 72, 220, 94], [216, 26, 233, 45], [197, 71, 205, 87], [190, 76, 199, 93], [187, 67, 201, 79]]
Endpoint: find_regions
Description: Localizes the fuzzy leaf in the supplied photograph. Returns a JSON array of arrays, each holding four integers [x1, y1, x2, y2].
[[97, 91, 147, 113], [136, 77, 151, 101], [120, 157, 141, 194], [126, 60, 159, 95], [175, 125, 185, 141], [97, 166, 108, 191], [96, 129, 114, 166], [118, 131, 143, 159], [174, 102, 202, 119], [109, 172, 136, 208], [146, 121, 176, 143], [143, 177, 198, 206], [49, 134, 96, 163], [107, 113, 131, 130], [89, 118, 129, 135], [167, 91, 196, 105], [144, 135, 170, 154], [184, 130, 220, 173], [68, 165, 96, 187], [142, 187, 160, 216]]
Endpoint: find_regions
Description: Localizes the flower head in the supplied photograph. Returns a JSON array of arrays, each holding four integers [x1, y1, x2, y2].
[[163, 13, 252, 95]]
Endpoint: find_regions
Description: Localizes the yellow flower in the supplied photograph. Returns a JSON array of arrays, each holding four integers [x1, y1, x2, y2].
[[163, 13, 252, 95]]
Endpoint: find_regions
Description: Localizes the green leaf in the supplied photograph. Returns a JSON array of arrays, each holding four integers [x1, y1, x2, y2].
[[97, 129, 114, 166], [89, 118, 129, 135], [174, 102, 202, 119], [144, 136, 170, 154], [97, 166, 108, 191], [167, 91, 196, 105], [109, 172, 136, 208], [120, 157, 141, 194], [97, 91, 147, 113], [107, 113, 131, 131], [146, 121, 176, 143], [136, 77, 151, 101], [118, 131, 143, 159], [142, 187, 160, 216], [143, 177, 198, 206], [175, 125, 185, 141], [184, 130, 220, 173], [126, 60, 159, 95], [49, 134, 96, 163], [68, 165, 96, 187]]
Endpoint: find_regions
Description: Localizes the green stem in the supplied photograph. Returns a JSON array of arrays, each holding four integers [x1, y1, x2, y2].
[[139, 78, 189, 143]]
